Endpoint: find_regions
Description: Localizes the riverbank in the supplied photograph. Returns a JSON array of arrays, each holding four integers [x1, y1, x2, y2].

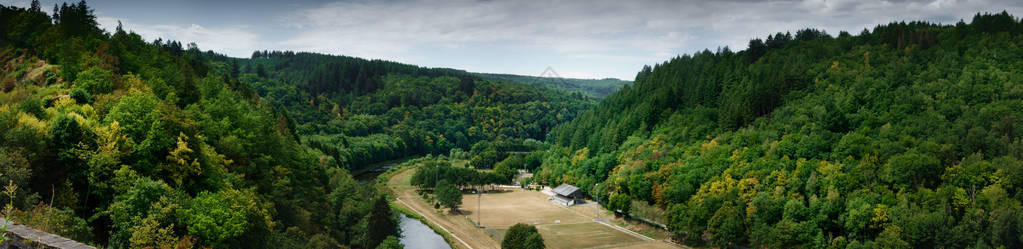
[[391, 203, 457, 249], [353, 156, 417, 184], [386, 163, 500, 249]]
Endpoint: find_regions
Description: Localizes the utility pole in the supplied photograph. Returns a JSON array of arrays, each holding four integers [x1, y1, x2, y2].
[[594, 183, 600, 221], [521, 163, 527, 188], [478, 188, 482, 227]]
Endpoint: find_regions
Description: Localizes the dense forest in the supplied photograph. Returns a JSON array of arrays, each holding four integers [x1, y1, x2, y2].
[[537, 12, 1023, 248], [6, 0, 1023, 249], [238, 51, 590, 172], [0, 1, 584, 248], [476, 72, 630, 99]]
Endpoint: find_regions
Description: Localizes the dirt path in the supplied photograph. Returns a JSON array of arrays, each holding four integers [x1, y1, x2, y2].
[[388, 166, 500, 249]]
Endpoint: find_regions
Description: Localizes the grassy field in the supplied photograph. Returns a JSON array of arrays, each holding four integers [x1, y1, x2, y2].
[[461, 188, 674, 249], [537, 222, 644, 249], [388, 160, 681, 249], [462, 191, 591, 227]]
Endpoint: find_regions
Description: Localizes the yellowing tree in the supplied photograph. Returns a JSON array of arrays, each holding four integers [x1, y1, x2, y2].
[[164, 132, 200, 186]]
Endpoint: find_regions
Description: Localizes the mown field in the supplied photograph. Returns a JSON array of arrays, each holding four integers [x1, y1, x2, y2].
[[388, 160, 681, 249]]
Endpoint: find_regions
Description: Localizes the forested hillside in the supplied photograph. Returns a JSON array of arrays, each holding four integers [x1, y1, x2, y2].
[[537, 12, 1023, 248], [476, 73, 630, 99], [235, 51, 590, 171], [0, 1, 580, 248]]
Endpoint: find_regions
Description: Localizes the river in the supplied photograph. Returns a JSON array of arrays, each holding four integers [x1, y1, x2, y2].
[[354, 162, 399, 184], [399, 214, 452, 249], [355, 158, 452, 249]]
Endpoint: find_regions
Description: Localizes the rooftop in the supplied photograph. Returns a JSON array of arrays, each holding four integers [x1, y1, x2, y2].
[[552, 184, 581, 196]]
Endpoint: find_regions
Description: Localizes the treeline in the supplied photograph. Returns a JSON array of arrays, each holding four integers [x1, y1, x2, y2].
[[409, 159, 515, 190], [539, 12, 1023, 248], [236, 52, 591, 171], [0, 2, 401, 249], [246, 51, 474, 96], [476, 73, 630, 99]]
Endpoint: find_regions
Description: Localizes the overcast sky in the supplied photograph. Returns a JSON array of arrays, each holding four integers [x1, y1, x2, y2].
[[3, 0, 1023, 80]]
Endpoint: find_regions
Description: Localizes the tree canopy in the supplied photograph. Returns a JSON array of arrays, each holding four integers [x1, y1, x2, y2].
[[501, 223, 545, 249], [435, 179, 463, 212], [538, 11, 1023, 248]]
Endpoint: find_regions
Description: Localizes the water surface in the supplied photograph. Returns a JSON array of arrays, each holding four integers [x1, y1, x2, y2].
[[399, 214, 452, 249]]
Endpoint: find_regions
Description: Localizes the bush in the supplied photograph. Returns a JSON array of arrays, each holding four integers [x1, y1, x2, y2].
[[69, 87, 92, 103], [375, 236, 403, 249], [11, 205, 93, 243], [74, 67, 113, 94], [502, 223, 545, 249], [17, 97, 44, 118], [44, 71, 57, 85], [608, 194, 631, 216]]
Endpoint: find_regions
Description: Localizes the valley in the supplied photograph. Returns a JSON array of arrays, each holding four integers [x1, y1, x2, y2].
[[3, 1, 1023, 249]]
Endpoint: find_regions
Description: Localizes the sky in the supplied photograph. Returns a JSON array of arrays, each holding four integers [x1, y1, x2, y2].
[[3, 0, 1023, 80]]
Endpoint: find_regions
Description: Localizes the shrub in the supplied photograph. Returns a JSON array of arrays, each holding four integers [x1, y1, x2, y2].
[[69, 88, 92, 103], [17, 97, 44, 118], [502, 223, 545, 249], [74, 67, 113, 94]]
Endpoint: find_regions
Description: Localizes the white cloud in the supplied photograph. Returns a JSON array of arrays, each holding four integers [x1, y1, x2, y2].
[[54, 0, 1023, 79], [277, 0, 697, 63], [269, 0, 1023, 79], [96, 16, 262, 57]]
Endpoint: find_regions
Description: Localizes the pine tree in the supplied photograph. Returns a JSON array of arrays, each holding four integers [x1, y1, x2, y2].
[[366, 196, 398, 249]]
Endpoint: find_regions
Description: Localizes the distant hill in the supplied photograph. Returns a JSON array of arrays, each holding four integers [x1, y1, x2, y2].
[[477, 72, 630, 99], [235, 51, 592, 171]]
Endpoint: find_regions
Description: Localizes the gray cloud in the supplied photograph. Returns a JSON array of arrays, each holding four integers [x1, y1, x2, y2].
[[97, 17, 263, 57], [33, 0, 1023, 79], [271, 0, 1023, 78]]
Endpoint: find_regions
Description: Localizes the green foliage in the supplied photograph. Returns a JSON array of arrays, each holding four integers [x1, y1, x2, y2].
[[74, 67, 114, 94], [537, 12, 1023, 248], [69, 87, 91, 103], [523, 151, 543, 171], [0, 172, 14, 244], [306, 233, 341, 249], [375, 235, 404, 249], [707, 202, 745, 247], [11, 205, 93, 243], [366, 196, 398, 249], [502, 223, 545, 249], [411, 159, 510, 189], [177, 188, 271, 248], [16, 96, 44, 118], [104, 90, 161, 140], [435, 179, 462, 212], [0, 3, 413, 249], [241, 53, 589, 171], [476, 73, 630, 99], [608, 193, 631, 214], [884, 150, 941, 189], [493, 155, 521, 183]]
